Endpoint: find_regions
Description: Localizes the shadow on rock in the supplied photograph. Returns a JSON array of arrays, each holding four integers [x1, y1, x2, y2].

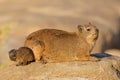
[[91, 53, 112, 58]]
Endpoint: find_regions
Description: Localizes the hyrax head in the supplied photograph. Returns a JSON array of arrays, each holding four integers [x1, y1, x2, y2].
[[9, 49, 17, 61], [77, 22, 99, 40]]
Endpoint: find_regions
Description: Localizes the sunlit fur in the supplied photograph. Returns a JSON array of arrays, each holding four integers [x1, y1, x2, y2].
[[24, 23, 99, 63]]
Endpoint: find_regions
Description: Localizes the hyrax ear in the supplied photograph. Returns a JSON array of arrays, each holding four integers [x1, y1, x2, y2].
[[77, 25, 83, 32], [89, 22, 92, 25]]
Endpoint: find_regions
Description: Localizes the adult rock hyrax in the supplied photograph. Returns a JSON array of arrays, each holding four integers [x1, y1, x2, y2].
[[9, 47, 35, 66], [24, 23, 99, 63]]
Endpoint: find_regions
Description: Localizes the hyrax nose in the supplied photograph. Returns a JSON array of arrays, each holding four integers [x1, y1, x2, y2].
[[96, 29, 99, 33]]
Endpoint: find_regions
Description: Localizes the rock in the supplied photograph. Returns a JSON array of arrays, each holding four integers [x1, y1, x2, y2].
[[105, 49, 120, 57], [0, 53, 120, 80]]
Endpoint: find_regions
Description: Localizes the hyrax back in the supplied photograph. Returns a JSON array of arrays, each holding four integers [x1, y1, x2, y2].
[[9, 47, 35, 66], [24, 23, 99, 63]]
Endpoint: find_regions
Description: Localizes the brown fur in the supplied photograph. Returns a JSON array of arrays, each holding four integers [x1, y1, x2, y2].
[[24, 23, 99, 63], [9, 47, 35, 66]]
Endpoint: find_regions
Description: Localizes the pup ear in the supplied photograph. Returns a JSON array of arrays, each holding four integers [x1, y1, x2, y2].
[[77, 25, 83, 32]]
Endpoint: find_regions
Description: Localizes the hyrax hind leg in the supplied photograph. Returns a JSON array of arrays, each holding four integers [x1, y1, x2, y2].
[[25, 40, 45, 62], [32, 41, 45, 62]]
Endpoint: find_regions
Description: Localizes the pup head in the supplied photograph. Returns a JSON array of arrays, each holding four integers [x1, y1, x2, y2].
[[9, 49, 17, 61]]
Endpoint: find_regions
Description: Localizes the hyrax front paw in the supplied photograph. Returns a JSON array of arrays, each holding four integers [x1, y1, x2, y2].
[[88, 56, 100, 61]]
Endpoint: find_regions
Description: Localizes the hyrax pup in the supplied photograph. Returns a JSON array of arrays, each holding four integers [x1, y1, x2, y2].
[[24, 23, 99, 63], [9, 47, 35, 66]]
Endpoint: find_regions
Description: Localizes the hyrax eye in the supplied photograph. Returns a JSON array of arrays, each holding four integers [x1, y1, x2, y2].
[[86, 28, 91, 31]]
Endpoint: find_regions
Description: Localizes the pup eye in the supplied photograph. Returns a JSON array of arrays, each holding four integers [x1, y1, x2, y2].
[[86, 28, 91, 31]]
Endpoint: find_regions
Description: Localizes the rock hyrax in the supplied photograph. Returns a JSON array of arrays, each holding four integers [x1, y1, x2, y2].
[[24, 23, 99, 63], [9, 47, 35, 66]]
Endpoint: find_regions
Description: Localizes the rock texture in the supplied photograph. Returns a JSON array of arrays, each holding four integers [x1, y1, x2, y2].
[[0, 53, 120, 80]]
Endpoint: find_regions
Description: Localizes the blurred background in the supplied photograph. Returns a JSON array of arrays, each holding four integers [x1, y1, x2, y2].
[[0, 0, 120, 66]]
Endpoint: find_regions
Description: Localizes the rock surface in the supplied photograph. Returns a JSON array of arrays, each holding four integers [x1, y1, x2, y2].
[[0, 53, 120, 80], [105, 49, 120, 57]]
